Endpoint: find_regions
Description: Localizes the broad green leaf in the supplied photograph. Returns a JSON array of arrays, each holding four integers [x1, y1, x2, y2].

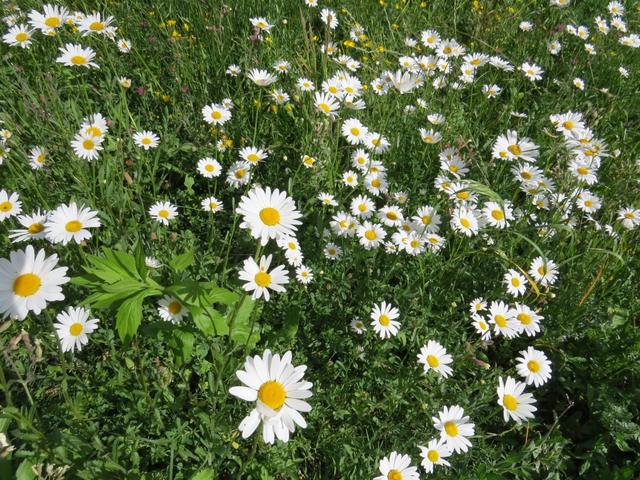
[[169, 251, 195, 272], [191, 469, 215, 480], [229, 295, 261, 346], [169, 328, 195, 365], [16, 460, 36, 480]]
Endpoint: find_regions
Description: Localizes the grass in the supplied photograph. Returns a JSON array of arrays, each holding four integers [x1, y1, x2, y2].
[[1, 0, 639, 478]]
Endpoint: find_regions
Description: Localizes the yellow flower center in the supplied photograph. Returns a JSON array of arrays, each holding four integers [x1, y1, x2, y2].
[[624, 212, 634, 219], [357, 204, 367, 213], [371, 178, 382, 188], [364, 229, 377, 241], [460, 218, 471, 228], [537, 265, 546, 276], [211, 110, 222, 120], [168, 301, 182, 315], [455, 191, 469, 200], [584, 200, 593, 208], [517, 313, 532, 325], [141, 137, 152, 145], [379, 314, 390, 326], [387, 470, 402, 480], [494, 314, 507, 327], [503, 394, 518, 411], [69, 323, 83, 336], [507, 144, 522, 156], [386, 212, 398, 221], [491, 210, 504, 220], [28, 223, 44, 234], [444, 421, 458, 436], [209, 202, 218, 210], [259, 207, 280, 226], [479, 320, 488, 330], [71, 55, 87, 65], [65, 220, 83, 232], [426, 354, 439, 368], [562, 120, 574, 130], [254, 271, 271, 288], [410, 240, 420, 248], [328, 86, 338, 94], [247, 153, 260, 162], [36, 154, 45, 164], [350, 127, 360, 136], [443, 46, 452, 54], [235, 169, 246, 179], [15, 32, 28, 42], [89, 21, 104, 31], [319, 103, 331, 113], [427, 449, 440, 463], [86, 126, 102, 137], [511, 277, 520, 287], [0, 201, 12, 212], [258, 380, 286, 410], [205, 164, 214, 172], [82, 139, 95, 150], [158, 209, 170, 218], [577, 166, 588, 175], [527, 360, 540, 373], [13, 273, 41, 297], [45, 17, 61, 28]]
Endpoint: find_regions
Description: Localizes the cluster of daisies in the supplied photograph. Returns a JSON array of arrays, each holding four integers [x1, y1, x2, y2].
[[2, 4, 131, 65]]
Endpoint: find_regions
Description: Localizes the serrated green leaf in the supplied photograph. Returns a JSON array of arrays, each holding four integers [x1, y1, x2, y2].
[[170, 252, 195, 273]]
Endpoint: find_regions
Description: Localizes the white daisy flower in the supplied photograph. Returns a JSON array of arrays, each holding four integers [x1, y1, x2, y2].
[[133, 130, 159, 150], [370, 301, 400, 339], [157, 295, 187, 324], [229, 349, 312, 444], [418, 438, 452, 474], [54, 306, 99, 353], [197, 157, 222, 178], [202, 103, 232, 125], [44, 203, 101, 245], [56, 43, 98, 68], [149, 201, 178, 225], [0, 190, 22, 222], [238, 255, 289, 301], [373, 452, 419, 480], [432, 404, 475, 453], [504, 269, 527, 297], [9, 210, 48, 243], [417, 340, 453, 378], [201, 196, 223, 213], [0, 245, 69, 320], [497, 376, 537, 423], [516, 347, 552, 387], [295, 265, 313, 284]]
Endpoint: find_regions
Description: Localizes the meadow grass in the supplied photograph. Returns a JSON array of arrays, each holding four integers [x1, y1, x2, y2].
[[1, 0, 639, 478]]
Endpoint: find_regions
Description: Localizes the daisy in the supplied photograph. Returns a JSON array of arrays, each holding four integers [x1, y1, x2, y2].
[[118, 76, 131, 88], [9, 210, 48, 243], [238, 255, 289, 301], [419, 128, 442, 145], [418, 438, 452, 474], [529, 256, 558, 287], [363, 132, 390, 153], [271, 89, 289, 104], [413, 205, 441, 234], [365, 173, 388, 196], [342, 170, 359, 187], [341, 118, 368, 145], [417, 340, 453, 378], [77, 12, 114, 36], [520, 62, 543, 81], [149, 201, 178, 225], [145, 257, 161, 269], [301, 155, 316, 168], [0, 245, 69, 320], [516, 347, 552, 387], [373, 452, 419, 480], [357, 221, 386, 250], [44, 203, 101, 245], [350, 195, 375, 219], [295, 266, 313, 284], [239, 146, 268, 166], [497, 376, 537, 423], [378, 206, 404, 227], [296, 77, 315, 92], [133, 131, 159, 150], [157, 295, 187, 324], [350, 318, 366, 334], [71, 132, 103, 161], [492, 130, 539, 162], [471, 313, 491, 341], [2, 24, 34, 48], [488, 300, 519, 339], [320, 8, 338, 29], [201, 196, 223, 213], [117, 38, 132, 53], [272, 60, 290, 74], [432, 405, 475, 453], [576, 191, 601, 213], [81, 113, 108, 139], [197, 157, 222, 178], [314, 92, 340, 118], [56, 43, 98, 68], [617, 207, 640, 230], [483, 201, 514, 229], [247, 69, 278, 87], [0, 190, 21, 221], [229, 349, 312, 444], [236, 186, 302, 246], [451, 206, 480, 237], [250, 17, 274, 32], [370, 301, 400, 339], [323, 242, 342, 260], [317, 193, 337, 207], [504, 269, 527, 297], [226, 64, 241, 76], [469, 297, 487, 313], [226, 160, 252, 187], [28, 4, 69, 34], [512, 303, 542, 337], [54, 306, 99, 353], [573, 78, 585, 91], [202, 103, 231, 126]]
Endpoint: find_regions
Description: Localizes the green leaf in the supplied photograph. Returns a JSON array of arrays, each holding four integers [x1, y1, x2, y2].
[[281, 305, 300, 340], [170, 252, 195, 273], [116, 290, 157, 342], [191, 469, 215, 480], [169, 328, 195, 365], [16, 460, 36, 480], [229, 296, 261, 346]]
